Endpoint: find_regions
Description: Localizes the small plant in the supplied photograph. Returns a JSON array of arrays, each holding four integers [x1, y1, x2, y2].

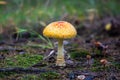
[[30, 31, 54, 49], [13, 28, 54, 49], [14, 28, 27, 41]]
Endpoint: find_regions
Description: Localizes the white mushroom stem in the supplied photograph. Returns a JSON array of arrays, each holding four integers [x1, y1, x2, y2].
[[56, 39, 66, 66]]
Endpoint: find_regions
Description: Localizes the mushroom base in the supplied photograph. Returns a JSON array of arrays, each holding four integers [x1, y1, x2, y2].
[[56, 56, 66, 66]]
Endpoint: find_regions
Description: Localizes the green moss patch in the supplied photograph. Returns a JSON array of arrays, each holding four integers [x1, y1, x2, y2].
[[70, 49, 89, 60], [4, 53, 43, 68]]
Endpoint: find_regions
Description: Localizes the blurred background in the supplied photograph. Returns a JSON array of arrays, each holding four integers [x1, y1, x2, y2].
[[0, 0, 120, 38]]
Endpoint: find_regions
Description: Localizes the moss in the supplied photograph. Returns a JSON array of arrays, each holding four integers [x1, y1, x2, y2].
[[21, 74, 42, 80], [95, 49, 101, 55], [0, 72, 16, 78], [0, 71, 60, 79], [70, 49, 89, 60], [40, 72, 60, 79], [92, 59, 100, 67], [16, 72, 60, 80], [112, 62, 120, 70], [4, 53, 43, 68], [91, 66, 102, 72]]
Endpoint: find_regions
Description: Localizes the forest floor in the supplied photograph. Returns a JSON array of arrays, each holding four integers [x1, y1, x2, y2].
[[0, 15, 120, 80]]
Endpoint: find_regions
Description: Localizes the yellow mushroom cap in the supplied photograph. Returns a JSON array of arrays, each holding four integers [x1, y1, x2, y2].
[[43, 21, 77, 39]]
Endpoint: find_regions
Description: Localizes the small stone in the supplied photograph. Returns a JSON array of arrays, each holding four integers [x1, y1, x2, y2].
[[77, 75, 85, 80]]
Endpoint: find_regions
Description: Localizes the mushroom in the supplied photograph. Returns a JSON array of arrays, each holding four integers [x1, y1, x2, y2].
[[43, 21, 77, 66], [86, 54, 91, 67], [100, 59, 108, 68]]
